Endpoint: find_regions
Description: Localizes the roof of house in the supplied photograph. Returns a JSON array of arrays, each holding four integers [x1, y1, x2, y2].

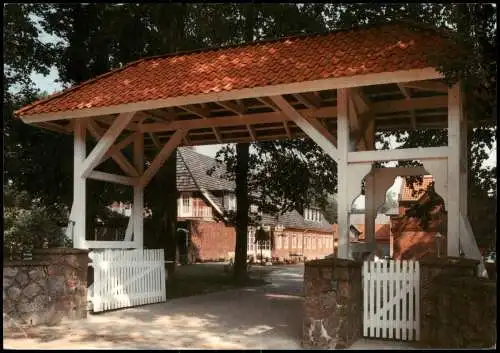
[[15, 22, 449, 117], [177, 147, 234, 191], [399, 175, 434, 202], [176, 147, 332, 233]]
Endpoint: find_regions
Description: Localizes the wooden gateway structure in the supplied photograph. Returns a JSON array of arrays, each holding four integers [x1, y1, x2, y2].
[[15, 22, 485, 274]]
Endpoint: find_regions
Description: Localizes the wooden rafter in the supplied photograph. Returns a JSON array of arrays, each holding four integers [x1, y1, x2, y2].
[[86, 118, 139, 177], [397, 83, 417, 129], [292, 93, 321, 109], [139, 106, 336, 133], [81, 112, 137, 178], [179, 104, 222, 143], [401, 80, 448, 93], [270, 95, 338, 161], [138, 129, 187, 188]]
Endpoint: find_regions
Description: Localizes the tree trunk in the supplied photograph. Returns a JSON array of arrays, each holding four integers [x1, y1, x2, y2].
[[232, 4, 256, 283], [234, 142, 250, 282]]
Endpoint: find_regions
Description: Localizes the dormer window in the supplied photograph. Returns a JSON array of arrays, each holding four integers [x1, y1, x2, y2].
[[304, 208, 321, 222]]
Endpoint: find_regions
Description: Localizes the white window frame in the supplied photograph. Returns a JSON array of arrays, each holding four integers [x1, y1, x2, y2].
[[225, 193, 237, 211], [180, 192, 192, 215]]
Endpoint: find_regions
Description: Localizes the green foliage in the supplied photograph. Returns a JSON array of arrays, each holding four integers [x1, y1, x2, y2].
[[4, 185, 70, 260]]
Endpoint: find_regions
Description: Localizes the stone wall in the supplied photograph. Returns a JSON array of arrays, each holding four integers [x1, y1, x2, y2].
[[419, 257, 497, 348], [302, 258, 362, 349], [3, 248, 89, 328]]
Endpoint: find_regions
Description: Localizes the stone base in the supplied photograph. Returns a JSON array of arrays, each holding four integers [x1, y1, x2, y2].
[[302, 258, 362, 349]]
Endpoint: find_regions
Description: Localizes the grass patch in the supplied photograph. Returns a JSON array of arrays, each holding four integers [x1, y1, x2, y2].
[[165, 263, 274, 299]]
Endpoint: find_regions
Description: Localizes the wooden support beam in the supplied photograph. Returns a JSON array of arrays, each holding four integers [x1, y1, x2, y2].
[[447, 83, 461, 257], [347, 146, 449, 163], [140, 106, 337, 133], [99, 132, 140, 164], [132, 133, 144, 248], [371, 95, 447, 114], [293, 93, 321, 109], [80, 112, 136, 178], [87, 171, 138, 185], [138, 129, 187, 188], [401, 80, 448, 93], [336, 88, 350, 259], [37, 121, 72, 134], [86, 119, 139, 177], [397, 83, 417, 129], [216, 101, 246, 115], [180, 104, 222, 143], [73, 118, 86, 249], [270, 95, 338, 161], [283, 121, 292, 138], [149, 132, 162, 150]]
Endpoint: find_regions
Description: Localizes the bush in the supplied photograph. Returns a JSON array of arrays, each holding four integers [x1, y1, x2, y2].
[[4, 185, 70, 260]]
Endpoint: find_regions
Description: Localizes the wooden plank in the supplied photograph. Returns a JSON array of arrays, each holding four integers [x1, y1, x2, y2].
[[20, 67, 442, 123], [138, 129, 187, 188], [81, 112, 137, 177]]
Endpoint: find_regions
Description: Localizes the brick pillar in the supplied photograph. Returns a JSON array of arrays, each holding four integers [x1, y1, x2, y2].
[[302, 258, 362, 349], [32, 248, 90, 323], [419, 256, 479, 347]]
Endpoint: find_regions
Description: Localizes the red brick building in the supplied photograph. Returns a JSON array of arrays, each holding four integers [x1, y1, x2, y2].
[[390, 175, 447, 260], [176, 147, 335, 263]]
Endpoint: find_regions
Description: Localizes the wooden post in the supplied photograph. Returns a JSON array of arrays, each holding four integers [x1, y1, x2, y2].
[[73, 119, 86, 249], [364, 173, 376, 246], [447, 83, 462, 256], [337, 88, 350, 259], [133, 133, 144, 248]]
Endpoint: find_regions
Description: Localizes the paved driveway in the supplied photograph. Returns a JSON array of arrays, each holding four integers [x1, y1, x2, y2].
[[4, 265, 305, 350]]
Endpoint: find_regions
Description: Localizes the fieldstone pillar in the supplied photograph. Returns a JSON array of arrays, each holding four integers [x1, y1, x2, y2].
[[32, 248, 90, 323], [419, 256, 479, 347], [302, 258, 362, 349]]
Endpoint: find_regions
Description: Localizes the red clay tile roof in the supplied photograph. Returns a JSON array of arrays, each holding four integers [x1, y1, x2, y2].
[[399, 175, 434, 202], [15, 22, 448, 117]]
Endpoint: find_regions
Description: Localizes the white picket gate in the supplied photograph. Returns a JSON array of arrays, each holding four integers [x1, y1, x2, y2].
[[88, 249, 167, 313], [362, 260, 420, 341]]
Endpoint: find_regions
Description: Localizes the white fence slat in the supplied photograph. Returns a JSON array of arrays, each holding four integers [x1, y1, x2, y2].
[[381, 261, 387, 338], [401, 260, 408, 340], [413, 261, 420, 341], [88, 248, 167, 313], [363, 262, 369, 337], [408, 260, 414, 341], [395, 260, 401, 340], [370, 260, 375, 337], [388, 259, 394, 339]]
